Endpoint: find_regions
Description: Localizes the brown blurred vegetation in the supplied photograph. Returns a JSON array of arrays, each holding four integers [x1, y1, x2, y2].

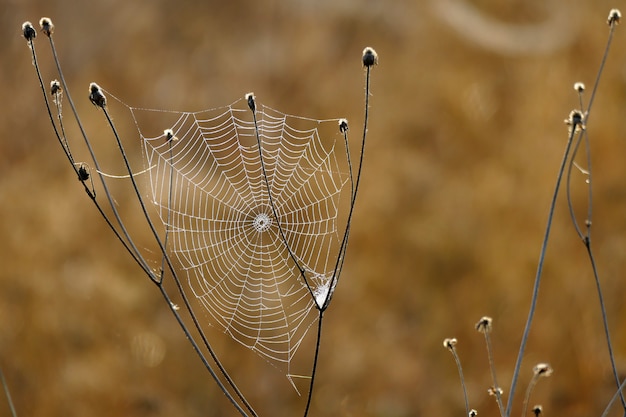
[[3, 0, 626, 416]]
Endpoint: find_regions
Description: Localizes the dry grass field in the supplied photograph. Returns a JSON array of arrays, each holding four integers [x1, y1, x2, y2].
[[2, 1, 626, 416]]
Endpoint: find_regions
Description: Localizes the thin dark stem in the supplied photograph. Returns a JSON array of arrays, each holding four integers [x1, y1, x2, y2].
[[157, 286, 252, 417], [483, 332, 505, 416], [322, 64, 372, 311], [505, 123, 578, 417], [448, 343, 470, 416], [584, 242, 626, 411], [0, 367, 17, 417], [46, 35, 154, 278], [585, 22, 617, 123], [100, 107, 257, 417], [27, 35, 156, 280], [563, 17, 626, 414], [302, 311, 324, 417], [601, 378, 626, 417]]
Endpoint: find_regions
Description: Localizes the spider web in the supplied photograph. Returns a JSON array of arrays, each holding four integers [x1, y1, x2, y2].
[[127, 97, 352, 376]]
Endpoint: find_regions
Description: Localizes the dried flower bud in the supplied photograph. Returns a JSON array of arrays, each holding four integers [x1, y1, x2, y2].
[[164, 129, 178, 142], [50, 80, 62, 95], [362, 47, 378, 67], [39, 17, 54, 37], [469, 409, 478, 417], [245, 92, 256, 113], [533, 363, 553, 377], [89, 83, 106, 108], [608, 9, 621, 26], [488, 386, 503, 396], [443, 338, 457, 350], [564, 109, 585, 131], [475, 316, 493, 333], [77, 164, 90, 182], [532, 405, 543, 417], [573, 82, 585, 93], [22, 21, 36, 41], [338, 118, 349, 133]]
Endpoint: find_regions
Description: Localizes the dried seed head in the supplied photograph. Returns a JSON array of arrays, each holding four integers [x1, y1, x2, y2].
[[475, 316, 493, 333], [469, 409, 478, 417], [488, 386, 503, 396], [39, 17, 54, 37], [362, 47, 378, 67], [564, 109, 585, 131], [532, 405, 543, 417], [245, 92, 256, 113], [89, 83, 106, 108], [164, 129, 178, 142], [50, 80, 62, 95], [22, 21, 36, 41], [338, 118, 349, 133], [533, 363, 553, 377], [443, 338, 457, 350], [608, 9, 621, 26], [77, 164, 90, 182], [573, 82, 585, 93]]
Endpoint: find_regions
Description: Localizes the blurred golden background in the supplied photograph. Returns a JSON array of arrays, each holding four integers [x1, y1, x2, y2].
[[2, 0, 626, 416]]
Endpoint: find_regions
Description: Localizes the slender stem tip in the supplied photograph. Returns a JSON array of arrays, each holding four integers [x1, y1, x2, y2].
[[362, 47, 378, 67], [39, 17, 54, 37]]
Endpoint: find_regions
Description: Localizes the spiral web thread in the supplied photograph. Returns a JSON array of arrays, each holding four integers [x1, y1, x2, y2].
[[127, 98, 351, 376]]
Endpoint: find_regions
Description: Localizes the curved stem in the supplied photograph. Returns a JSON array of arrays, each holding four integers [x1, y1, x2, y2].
[[505, 124, 577, 417]]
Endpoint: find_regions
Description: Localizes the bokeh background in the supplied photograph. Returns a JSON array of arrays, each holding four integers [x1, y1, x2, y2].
[[2, 0, 626, 416]]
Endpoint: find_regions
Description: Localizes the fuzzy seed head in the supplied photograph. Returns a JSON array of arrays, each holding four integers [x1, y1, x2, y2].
[[39, 17, 54, 37], [338, 118, 349, 133], [443, 338, 457, 350], [50, 80, 62, 95], [608, 9, 621, 26], [533, 405, 543, 417], [533, 363, 553, 377], [89, 83, 106, 108], [22, 21, 36, 41], [362, 47, 378, 67], [475, 316, 493, 333], [164, 129, 178, 142], [565, 109, 585, 131], [245, 92, 256, 113], [573, 82, 585, 93]]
